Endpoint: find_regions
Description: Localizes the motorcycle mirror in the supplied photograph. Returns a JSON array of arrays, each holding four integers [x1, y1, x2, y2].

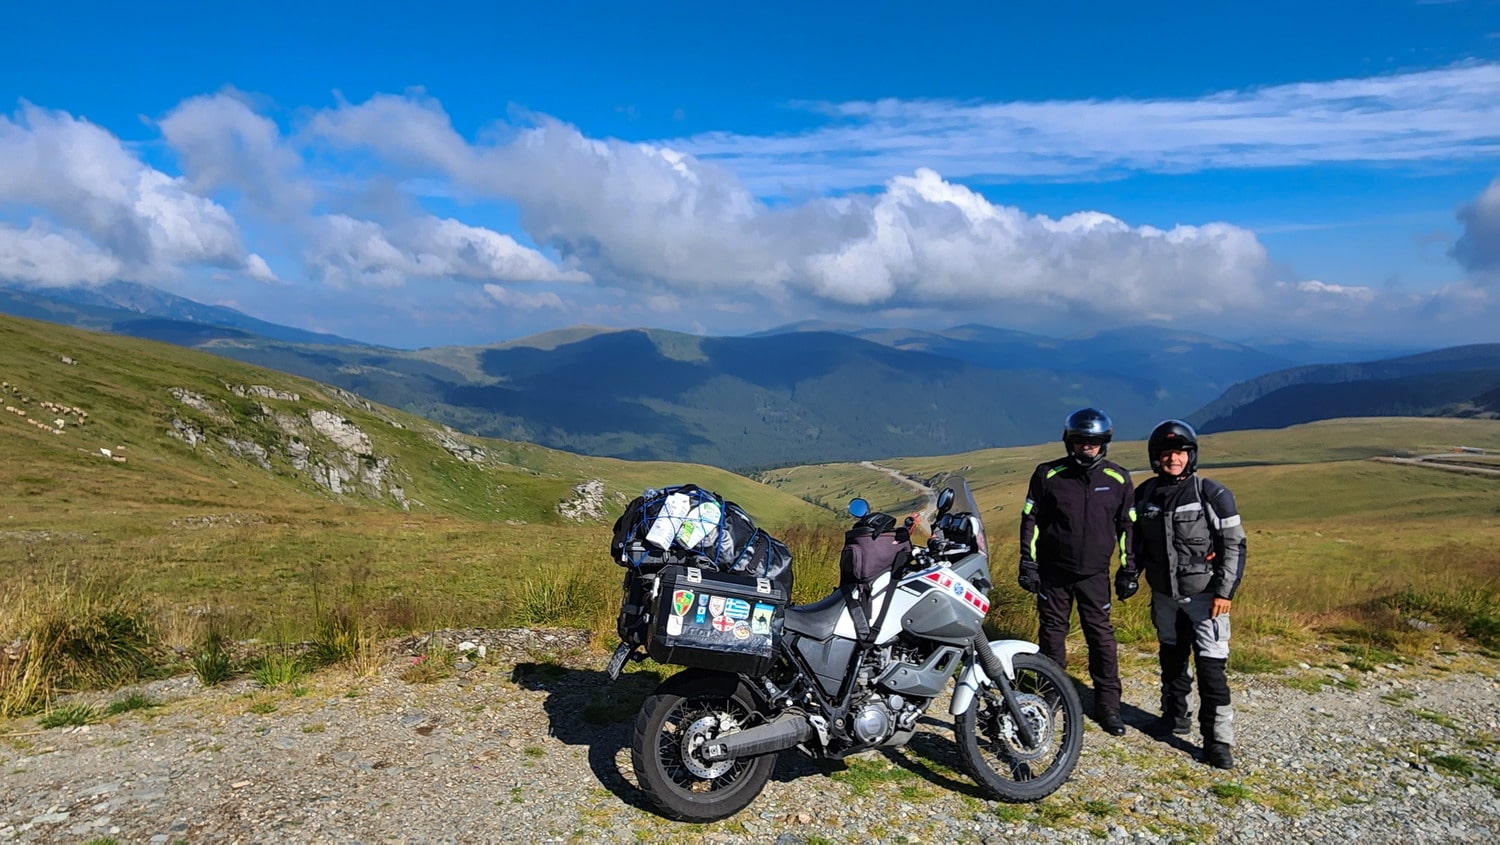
[[848, 497, 870, 518], [935, 487, 955, 516]]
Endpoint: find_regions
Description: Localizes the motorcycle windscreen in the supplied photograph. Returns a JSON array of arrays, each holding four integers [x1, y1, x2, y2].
[[943, 475, 988, 555]]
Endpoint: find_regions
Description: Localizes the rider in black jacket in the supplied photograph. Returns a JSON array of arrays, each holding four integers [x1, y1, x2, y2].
[[1019, 408, 1136, 736]]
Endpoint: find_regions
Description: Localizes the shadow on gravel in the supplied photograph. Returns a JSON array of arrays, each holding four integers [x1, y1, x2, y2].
[[1121, 701, 1205, 761], [1142, 727, 1202, 760], [510, 660, 1024, 810], [512, 660, 664, 811], [1060, 671, 1213, 763], [882, 726, 992, 800]]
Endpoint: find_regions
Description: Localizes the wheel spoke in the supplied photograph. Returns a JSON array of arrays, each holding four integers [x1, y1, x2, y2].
[[955, 655, 1083, 802], [633, 679, 778, 821]]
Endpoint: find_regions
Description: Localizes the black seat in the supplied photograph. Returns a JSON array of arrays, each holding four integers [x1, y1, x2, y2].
[[782, 588, 851, 640]]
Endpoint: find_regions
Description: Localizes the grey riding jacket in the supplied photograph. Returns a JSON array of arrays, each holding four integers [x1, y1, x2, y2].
[[1133, 474, 1246, 600]]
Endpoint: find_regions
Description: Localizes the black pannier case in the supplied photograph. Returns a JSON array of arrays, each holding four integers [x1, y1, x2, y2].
[[617, 569, 656, 647], [647, 564, 787, 676]]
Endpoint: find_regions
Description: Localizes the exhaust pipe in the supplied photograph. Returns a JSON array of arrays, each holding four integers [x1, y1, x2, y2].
[[702, 712, 812, 760]]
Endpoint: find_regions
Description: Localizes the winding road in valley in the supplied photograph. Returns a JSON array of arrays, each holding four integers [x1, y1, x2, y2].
[[861, 461, 939, 525], [1371, 455, 1500, 478]]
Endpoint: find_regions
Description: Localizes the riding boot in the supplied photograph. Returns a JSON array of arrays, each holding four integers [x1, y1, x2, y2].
[[1154, 640, 1193, 736], [1197, 656, 1235, 768]]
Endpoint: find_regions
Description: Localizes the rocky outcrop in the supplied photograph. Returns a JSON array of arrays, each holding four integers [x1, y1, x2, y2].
[[309, 410, 372, 456], [165, 385, 409, 510], [557, 479, 607, 522], [434, 426, 487, 464], [228, 383, 300, 402], [169, 388, 220, 418]]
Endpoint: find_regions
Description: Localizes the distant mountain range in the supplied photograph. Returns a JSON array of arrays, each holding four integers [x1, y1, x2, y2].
[[1191, 345, 1500, 433], [201, 327, 1182, 468], [0, 282, 365, 347], [5, 280, 1486, 468], [757, 320, 1420, 369]]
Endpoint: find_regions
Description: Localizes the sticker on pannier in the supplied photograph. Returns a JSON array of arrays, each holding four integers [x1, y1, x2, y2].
[[646, 565, 787, 676]]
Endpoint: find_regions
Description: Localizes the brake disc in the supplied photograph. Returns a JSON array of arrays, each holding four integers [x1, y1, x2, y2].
[[680, 714, 738, 780], [994, 692, 1054, 762]]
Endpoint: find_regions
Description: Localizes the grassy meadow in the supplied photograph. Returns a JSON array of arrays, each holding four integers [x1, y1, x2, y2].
[[2, 310, 1498, 716], [0, 314, 838, 714], [763, 417, 1500, 671]]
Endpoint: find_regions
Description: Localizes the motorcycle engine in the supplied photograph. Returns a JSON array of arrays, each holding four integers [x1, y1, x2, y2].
[[852, 696, 893, 743], [846, 646, 926, 745]]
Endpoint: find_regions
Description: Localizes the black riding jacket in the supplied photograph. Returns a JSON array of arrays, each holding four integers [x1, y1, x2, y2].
[[1019, 456, 1135, 577]]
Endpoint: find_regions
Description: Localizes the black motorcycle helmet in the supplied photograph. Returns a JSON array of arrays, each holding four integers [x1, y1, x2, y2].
[[1148, 419, 1199, 475], [1062, 408, 1113, 468]]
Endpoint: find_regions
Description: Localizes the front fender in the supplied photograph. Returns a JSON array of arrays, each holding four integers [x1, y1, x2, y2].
[[949, 639, 1040, 715]]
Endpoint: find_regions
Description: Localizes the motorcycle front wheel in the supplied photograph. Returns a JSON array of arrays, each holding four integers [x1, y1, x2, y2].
[[955, 652, 1083, 802], [630, 670, 776, 821]]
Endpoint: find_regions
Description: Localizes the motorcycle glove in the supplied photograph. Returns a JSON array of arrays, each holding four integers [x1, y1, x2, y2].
[[1114, 567, 1139, 601], [1017, 562, 1042, 594]]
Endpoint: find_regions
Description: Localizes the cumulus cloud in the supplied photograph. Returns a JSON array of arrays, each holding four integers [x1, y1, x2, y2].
[[156, 92, 589, 292], [245, 253, 280, 284], [309, 214, 591, 288], [311, 101, 786, 290], [0, 224, 122, 285], [793, 170, 1272, 318], [309, 99, 1278, 323], [160, 91, 313, 214], [1288, 280, 1377, 301], [1452, 176, 1500, 280], [0, 103, 264, 286], [6, 75, 1498, 342]]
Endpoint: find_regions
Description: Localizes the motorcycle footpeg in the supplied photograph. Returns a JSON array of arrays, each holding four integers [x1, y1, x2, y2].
[[605, 642, 636, 681]]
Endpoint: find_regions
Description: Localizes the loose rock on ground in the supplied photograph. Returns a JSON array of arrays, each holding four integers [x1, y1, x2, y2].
[[1, 631, 1497, 844]]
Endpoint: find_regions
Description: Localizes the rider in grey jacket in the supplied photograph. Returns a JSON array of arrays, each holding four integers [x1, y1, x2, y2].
[[1125, 419, 1246, 770]]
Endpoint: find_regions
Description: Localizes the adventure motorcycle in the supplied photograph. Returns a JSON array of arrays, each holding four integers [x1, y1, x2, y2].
[[607, 476, 1083, 821]]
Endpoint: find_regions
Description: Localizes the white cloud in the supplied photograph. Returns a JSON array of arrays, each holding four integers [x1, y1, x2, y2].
[[312, 101, 785, 289], [309, 99, 1279, 323], [1289, 280, 1377, 301], [158, 92, 590, 292], [309, 214, 591, 289], [309, 92, 476, 176], [794, 170, 1272, 318], [0, 224, 122, 286], [245, 253, 280, 284], [1452, 175, 1500, 280], [482, 283, 566, 310], [675, 63, 1500, 193], [0, 103, 264, 285], [159, 91, 313, 214]]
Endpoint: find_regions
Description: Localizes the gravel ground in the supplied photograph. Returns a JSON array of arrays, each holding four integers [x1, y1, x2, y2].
[[1, 630, 1497, 844]]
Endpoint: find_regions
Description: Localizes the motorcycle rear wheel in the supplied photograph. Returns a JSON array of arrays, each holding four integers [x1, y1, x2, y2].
[[630, 670, 776, 821], [955, 653, 1083, 802]]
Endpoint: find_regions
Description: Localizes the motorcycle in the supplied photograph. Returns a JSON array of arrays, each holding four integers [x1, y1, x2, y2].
[[608, 476, 1083, 821]]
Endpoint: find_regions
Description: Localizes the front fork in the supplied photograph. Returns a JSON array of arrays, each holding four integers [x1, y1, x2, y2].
[[952, 637, 1042, 747]]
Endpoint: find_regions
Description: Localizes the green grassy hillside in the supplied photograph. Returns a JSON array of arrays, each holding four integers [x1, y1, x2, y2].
[[0, 314, 833, 653], [4, 311, 1497, 716]]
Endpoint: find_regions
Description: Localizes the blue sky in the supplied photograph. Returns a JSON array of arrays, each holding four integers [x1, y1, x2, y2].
[[2, 0, 1499, 349]]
